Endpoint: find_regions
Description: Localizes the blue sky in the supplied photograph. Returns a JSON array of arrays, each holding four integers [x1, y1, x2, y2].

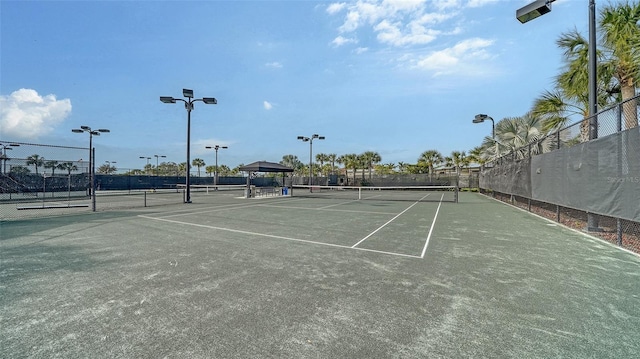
[[0, 0, 605, 170]]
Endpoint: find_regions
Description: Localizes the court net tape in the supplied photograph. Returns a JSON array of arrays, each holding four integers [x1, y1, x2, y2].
[[291, 185, 458, 203]]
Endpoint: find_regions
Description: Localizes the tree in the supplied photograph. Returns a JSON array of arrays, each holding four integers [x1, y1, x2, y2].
[[535, 3, 640, 135], [493, 113, 550, 159], [468, 146, 489, 171], [280, 155, 304, 175], [397, 162, 409, 174], [600, 1, 640, 129], [418, 150, 443, 183], [374, 163, 395, 175], [217, 164, 232, 176], [97, 164, 117, 174], [444, 151, 468, 177], [205, 165, 216, 177], [361, 151, 381, 180], [192, 158, 205, 177], [44, 160, 59, 176], [26, 154, 44, 175], [315, 153, 329, 175], [10, 166, 30, 174], [338, 153, 359, 185], [327, 153, 338, 174], [58, 162, 78, 175]]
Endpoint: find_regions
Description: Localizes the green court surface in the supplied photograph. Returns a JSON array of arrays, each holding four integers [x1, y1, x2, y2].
[[1, 192, 639, 358]]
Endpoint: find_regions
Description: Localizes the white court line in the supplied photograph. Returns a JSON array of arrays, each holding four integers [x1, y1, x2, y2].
[[256, 203, 397, 216], [138, 215, 421, 259], [152, 198, 302, 219], [350, 193, 430, 248], [420, 193, 444, 258]]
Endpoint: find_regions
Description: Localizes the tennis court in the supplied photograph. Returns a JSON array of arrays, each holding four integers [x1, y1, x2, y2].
[[1, 191, 639, 358]]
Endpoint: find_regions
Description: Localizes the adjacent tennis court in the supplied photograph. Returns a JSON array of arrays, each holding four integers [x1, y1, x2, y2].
[[1, 191, 639, 358]]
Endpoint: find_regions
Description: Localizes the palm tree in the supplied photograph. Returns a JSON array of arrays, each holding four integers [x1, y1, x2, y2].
[[445, 151, 467, 178], [599, 1, 640, 129], [205, 165, 216, 177], [493, 113, 550, 159], [327, 153, 338, 174], [418, 150, 443, 183], [218, 164, 231, 176], [315, 153, 329, 175], [397, 162, 409, 174], [338, 153, 359, 185], [26, 154, 44, 175], [374, 163, 395, 175], [178, 162, 187, 176], [468, 146, 489, 171], [44, 160, 59, 176], [192, 158, 205, 177], [58, 162, 78, 175], [361, 151, 381, 180]]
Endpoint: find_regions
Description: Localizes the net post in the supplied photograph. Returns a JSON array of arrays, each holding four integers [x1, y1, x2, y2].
[[358, 187, 362, 200], [454, 185, 459, 203]]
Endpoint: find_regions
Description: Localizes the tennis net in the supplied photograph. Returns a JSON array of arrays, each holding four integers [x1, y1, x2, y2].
[[290, 185, 458, 203]]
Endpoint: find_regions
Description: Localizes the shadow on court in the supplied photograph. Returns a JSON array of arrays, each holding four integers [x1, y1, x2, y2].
[[1, 193, 639, 358]]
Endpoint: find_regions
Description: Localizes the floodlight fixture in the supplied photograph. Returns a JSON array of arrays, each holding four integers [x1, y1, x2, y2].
[[202, 97, 217, 105], [81, 125, 90, 130], [72, 129, 84, 133], [516, 0, 552, 24], [183, 89, 194, 98], [160, 96, 176, 104]]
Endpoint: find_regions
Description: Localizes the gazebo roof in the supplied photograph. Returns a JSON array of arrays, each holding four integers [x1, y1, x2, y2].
[[238, 161, 293, 173]]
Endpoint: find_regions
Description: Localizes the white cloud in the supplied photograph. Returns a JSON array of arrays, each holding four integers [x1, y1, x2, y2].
[[263, 101, 273, 110], [374, 19, 439, 46], [416, 37, 494, 75], [0, 88, 72, 140], [466, 0, 500, 8], [326, 2, 346, 15], [327, 0, 459, 47], [331, 35, 358, 47], [265, 61, 283, 69], [354, 47, 369, 54]]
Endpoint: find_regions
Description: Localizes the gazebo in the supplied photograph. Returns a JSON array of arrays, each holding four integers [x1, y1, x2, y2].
[[238, 161, 294, 198]]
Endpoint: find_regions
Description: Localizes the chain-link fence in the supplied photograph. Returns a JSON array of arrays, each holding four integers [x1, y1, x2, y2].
[[481, 94, 640, 254], [0, 141, 91, 220]]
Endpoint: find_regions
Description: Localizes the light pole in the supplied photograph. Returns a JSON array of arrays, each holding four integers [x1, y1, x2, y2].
[[473, 114, 497, 156], [1, 142, 20, 175], [160, 89, 217, 203], [154, 154, 166, 176], [297, 134, 325, 188], [205, 145, 227, 187], [517, 0, 600, 230], [473, 114, 494, 139], [140, 156, 151, 175], [72, 126, 109, 203]]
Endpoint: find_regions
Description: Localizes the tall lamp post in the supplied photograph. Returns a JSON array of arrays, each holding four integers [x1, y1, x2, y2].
[[297, 134, 325, 188], [154, 154, 166, 176], [205, 145, 227, 187], [140, 156, 151, 175], [473, 114, 497, 156], [517, 0, 600, 230], [72, 126, 109, 211], [160, 89, 217, 203], [1, 142, 20, 175]]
